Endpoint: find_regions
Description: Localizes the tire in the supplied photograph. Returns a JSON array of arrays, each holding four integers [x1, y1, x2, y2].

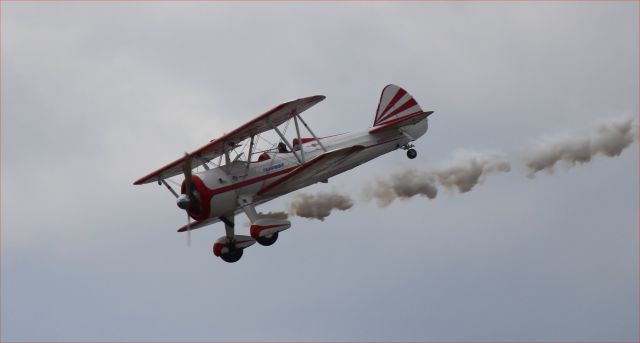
[[256, 232, 279, 246], [407, 148, 417, 159], [220, 248, 243, 263]]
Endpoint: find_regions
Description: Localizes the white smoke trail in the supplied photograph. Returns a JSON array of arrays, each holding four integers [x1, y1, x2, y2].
[[432, 151, 511, 193], [525, 117, 636, 177], [364, 169, 438, 207], [364, 151, 510, 206], [288, 191, 354, 221], [282, 117, 635, 218]]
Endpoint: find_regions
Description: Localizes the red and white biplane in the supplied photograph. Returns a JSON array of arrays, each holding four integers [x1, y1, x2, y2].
[[134, 84, 433, 262]]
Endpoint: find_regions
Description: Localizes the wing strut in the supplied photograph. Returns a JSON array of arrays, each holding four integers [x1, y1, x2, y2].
[[133, 95, 325, 185], [160, 179, 179, 198], [245, 135, 255, 175], [293, 115, 305, 163], [295, 113, 327, 152], [219, 215, 235, 242], [224, 150, 231, 166], [223, 141, 234, 171], [238, 195, 258, 222], [270, 119, 303, 164], [195, 156, 210, 170]]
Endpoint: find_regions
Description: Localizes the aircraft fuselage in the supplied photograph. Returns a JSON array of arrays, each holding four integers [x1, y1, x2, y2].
[[188, 117, 429, 221]]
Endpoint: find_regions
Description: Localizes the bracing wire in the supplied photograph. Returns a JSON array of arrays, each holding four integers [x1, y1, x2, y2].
[[282, 118, 291, 136], [256, 134, 277, 152]]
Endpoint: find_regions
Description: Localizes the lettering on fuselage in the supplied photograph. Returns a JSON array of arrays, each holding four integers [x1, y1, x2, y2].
[[263, 163, 284, 173]]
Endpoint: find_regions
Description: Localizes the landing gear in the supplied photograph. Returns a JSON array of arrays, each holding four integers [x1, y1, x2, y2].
[[402, 143, 417, 159], [220, 248, 243, 263], [407, 148, 417, 159], [217, 215, 244, 263], [256, 232, 279, 246]]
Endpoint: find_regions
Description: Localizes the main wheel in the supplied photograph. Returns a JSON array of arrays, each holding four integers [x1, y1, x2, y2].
[[220, 248, 243, 263], [407, 148, 417, 159], [256, 232, 279, 246]]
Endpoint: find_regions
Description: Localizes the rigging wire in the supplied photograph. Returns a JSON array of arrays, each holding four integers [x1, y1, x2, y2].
[[255, 133, 277, 152], [282, 118, 291, 136]]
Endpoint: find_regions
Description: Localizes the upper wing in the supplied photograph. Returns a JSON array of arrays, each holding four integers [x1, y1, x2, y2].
[[257, 145, 365, 196], [369, 110, 433, 134], [134, 95, 326, 185]]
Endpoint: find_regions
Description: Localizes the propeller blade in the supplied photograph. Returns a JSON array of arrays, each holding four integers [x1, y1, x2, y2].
[[182, 152, 193, 200], [187, 212, 191, 247], [181, 152, 195, 247]]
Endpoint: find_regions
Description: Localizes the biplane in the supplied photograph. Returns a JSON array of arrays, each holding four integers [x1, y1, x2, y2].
[[134, 84, 433, 262]]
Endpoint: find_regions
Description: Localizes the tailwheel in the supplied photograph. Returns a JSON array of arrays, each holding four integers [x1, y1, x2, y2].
[[256, 232, 279, 246], [220, 248, 243, 263], [407, 148, 417, 159]]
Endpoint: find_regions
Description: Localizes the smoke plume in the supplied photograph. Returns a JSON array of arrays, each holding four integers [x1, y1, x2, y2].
[[281, 117, 635, 219], [364, 169, 438, 207], [364, 151, 510, 206], [432, 151, 511, 192], [525, 117, 636, 176], [288, 191, 354, 221]]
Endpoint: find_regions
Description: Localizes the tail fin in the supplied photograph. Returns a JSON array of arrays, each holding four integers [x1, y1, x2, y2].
[[373, 84, 423, 127]]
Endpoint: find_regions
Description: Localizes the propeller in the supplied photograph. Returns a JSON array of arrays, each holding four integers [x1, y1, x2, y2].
[[186, 212, 191, 247], [182, 153, 193, 201], [178, 152, 194, 246]]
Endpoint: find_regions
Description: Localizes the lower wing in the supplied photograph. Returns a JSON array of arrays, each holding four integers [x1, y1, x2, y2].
[[257, 145, 365, 196]]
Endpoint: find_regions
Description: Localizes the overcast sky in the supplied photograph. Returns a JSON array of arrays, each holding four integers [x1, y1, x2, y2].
[[2, 2, 638, 341]]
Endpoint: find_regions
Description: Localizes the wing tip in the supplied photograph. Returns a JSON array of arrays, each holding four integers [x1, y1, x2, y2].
[[133, 176, 156, 185], [307, 95, 326, 103]]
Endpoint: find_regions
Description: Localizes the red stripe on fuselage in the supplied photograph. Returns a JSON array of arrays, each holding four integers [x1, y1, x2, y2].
[[188, 136, 406, 222], [188, 166, 296, 221], [256, 152, 334, 196]]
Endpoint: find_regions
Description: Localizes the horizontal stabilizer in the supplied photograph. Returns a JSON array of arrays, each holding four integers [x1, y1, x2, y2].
[[369, 110, 433, 134]]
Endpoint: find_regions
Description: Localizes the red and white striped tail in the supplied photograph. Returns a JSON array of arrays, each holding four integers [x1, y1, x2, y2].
[[373, 84, 423, 127]]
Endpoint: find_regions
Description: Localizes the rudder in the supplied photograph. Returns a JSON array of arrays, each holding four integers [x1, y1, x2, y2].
[[373, 84, 423, 127]]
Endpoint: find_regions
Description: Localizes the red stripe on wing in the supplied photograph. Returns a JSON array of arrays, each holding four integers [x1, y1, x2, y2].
[[256, 155, 332, 196]]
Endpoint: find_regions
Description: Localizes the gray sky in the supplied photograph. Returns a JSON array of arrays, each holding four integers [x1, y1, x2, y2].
[[2, 2, 638, 341]]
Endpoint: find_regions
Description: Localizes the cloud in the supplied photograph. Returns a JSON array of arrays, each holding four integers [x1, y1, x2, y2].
[[2, 3, 637, 341]]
